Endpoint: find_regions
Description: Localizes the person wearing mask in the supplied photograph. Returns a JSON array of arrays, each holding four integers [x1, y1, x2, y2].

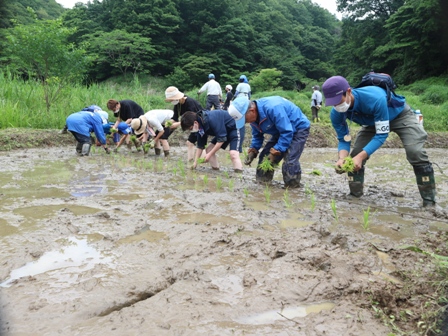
[[322, 75, 436, 207], [197, 74, 222, 110], [234, 75, 251, 99]]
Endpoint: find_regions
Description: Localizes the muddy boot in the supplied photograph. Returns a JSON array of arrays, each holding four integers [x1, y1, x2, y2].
[[256, 168, 275, 183], [234, 168, 243, 174], [59, 125, 68, 134], [81, 143, 91, 156], [284, 174, 301, 188], [163, 150, 170, 157], [154, 148, 161, 156], [126, 142, 133, 151], [347, 168, 364, 197], [414, 164, 436, 207], [76, 142, 83, 156]]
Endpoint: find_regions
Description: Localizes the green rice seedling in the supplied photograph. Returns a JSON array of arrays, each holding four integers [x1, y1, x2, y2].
[[146, 161, 153, 170], [130, 135, 137, 142], [304, 183, 312, 195], [203, 174, 208, 185], [197, 158, 206, 164], [362, 206, 371, 231], [340, 157, 355, 173], [110, 128, 118, 133], [228, 179, 234, 191], [216, 176, 222, 190], [156, 158, 163, 171], [224, 171, 230, 179], [310, 193, 316, 211], [172, 166, 178, 176], [243, 187, 249, 198], [283, 189, 292, 208], [330, 199, 338, 222], [310, 169, 322, 176], [264, 185, 271, 204], [258, 157, 275, 173], [165, 120, 173, 127]]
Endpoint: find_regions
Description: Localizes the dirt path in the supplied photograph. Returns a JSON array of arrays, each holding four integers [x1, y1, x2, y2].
[[0, 146, 448, 335]]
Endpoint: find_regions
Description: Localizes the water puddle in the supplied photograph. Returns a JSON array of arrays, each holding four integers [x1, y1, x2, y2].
[[70, 173, 108, 197], [238, 302, 335, 325], [280, 213, 314, 229], [0, 218, 19, 236], [14, 204, 100, 221], [1, 237, 113, 288]]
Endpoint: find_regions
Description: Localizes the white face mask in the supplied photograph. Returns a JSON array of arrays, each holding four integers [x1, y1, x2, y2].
[[334, 95, 351, 113], [171, 100, 179, 105]]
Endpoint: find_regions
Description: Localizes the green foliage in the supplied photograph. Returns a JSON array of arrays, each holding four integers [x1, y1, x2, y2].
[[251, 68, 283, 93], [258, 157, 275, 173], [4, 18, 91, 111], [420, 86, 448, 105], [341, 157, 355, 173]]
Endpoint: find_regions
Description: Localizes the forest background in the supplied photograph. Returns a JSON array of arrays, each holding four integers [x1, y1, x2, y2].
[[0, 0, 447, 132]]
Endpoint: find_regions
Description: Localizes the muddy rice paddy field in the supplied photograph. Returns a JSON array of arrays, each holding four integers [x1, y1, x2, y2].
[[1, 143, 448, 336]]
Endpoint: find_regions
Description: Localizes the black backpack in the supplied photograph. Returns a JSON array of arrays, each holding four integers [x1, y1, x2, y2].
[[355, 72, 403, 107]]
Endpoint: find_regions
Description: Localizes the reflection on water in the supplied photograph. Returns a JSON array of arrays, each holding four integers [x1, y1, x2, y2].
[[1, 237, 112, 288], [238, 302, 335, 325], [70, 173, 108, 197]]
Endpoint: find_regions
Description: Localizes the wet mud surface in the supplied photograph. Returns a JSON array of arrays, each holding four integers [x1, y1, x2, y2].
[[1, 146, 448, 335]]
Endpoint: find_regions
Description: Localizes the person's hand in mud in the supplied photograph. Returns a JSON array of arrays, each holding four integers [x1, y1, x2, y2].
[[190, 160, 197, 170], [244, 148, 258, 166]]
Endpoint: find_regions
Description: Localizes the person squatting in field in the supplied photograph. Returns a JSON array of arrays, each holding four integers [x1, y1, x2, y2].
[[322, 75, 436, 207], [180, 110, 243, 172]]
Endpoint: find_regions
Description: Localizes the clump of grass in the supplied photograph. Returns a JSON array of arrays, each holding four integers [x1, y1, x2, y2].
[[283, 189, 292, 208], [264, 185, 271, 204], [340, 157, 355, 173], [310, 169, 322, 176], [362, 206, 371, 230], [330, 199, 338, 222], [258, 157, 275, 173]]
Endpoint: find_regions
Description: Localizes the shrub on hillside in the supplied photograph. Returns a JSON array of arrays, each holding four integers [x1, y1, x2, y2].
[[421, 86, 448, 105]]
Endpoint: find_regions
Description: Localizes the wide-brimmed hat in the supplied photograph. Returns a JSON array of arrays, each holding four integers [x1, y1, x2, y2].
[[130, 116, 147, 135], [165, 86, 185, 102]]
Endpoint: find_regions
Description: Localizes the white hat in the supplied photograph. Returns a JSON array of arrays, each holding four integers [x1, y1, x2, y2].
[[225, 85, 232, 91], [165, 86, 184, 102]]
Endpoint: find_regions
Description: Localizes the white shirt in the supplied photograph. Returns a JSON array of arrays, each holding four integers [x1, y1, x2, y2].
[[311, 90, 323, 107], [235, 82, 251, 98], [144, 110, 174, 132], [198, 79, 222, 97]]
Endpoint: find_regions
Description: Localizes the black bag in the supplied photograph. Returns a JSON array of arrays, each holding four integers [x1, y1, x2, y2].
[[355, 72, 402, 107]]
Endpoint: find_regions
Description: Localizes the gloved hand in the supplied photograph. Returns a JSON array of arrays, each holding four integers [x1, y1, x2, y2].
[[244, 148, 259, 166], [316, 105, 321, 110], [268, 147, 281, 163]]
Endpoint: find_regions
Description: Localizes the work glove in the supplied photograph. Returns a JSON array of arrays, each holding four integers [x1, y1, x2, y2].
[[244, 148, 259, 166], [316, 105, 321, 110], [268, 147, 281, 163]]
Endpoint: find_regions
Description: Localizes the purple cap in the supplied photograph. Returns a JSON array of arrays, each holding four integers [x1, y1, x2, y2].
[[322, 76, 350, 106]]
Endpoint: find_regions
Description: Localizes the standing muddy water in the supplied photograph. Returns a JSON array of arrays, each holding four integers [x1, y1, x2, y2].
[[1, 146, 448, 335]]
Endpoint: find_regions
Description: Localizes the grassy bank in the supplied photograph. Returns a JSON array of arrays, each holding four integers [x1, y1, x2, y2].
[[0, 73, 447, 131]]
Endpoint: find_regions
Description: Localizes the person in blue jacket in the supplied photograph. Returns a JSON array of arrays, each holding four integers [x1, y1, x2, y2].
[[66, 111, 110, 156], [229, 96, 310, 188], [180, 110, 243, 172], [322, 75, 436, 206]]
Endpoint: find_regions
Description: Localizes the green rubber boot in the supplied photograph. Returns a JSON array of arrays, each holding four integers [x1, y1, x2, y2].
[[416, 173, 436, 207]]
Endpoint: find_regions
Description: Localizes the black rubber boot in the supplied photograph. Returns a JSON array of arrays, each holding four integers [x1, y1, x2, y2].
[[284, 174, 301, 188], [414, 164, 436, 207], [76, 142, 83, 156], [348, 168, 364, 197], [163, 150, 170, 157], [154, 148, 161, 156]]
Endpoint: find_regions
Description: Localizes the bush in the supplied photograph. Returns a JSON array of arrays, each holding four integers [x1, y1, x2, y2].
[[420, 86, 448, 105]]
